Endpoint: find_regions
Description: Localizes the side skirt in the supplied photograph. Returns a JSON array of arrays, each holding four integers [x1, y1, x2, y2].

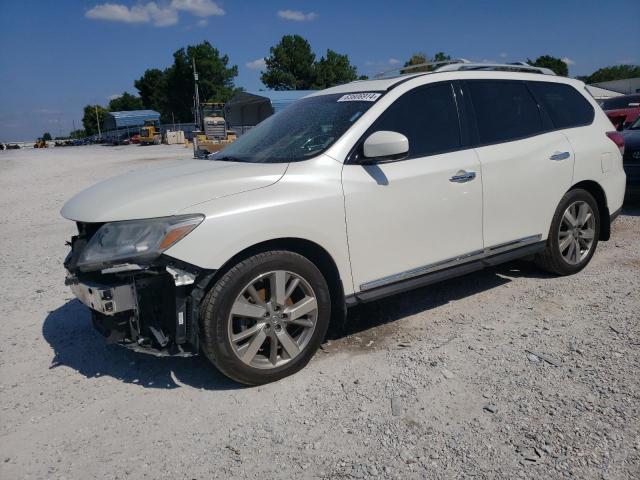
[[345, 241, 545, 305]]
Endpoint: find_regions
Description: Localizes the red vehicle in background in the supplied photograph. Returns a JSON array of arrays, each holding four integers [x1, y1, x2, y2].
[[601, 94, 640, 130], [129, 134, 140, 144]]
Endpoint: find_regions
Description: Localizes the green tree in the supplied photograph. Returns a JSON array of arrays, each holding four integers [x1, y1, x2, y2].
[[108, 91, 144, 112], [82, 104, 108, 136], [312, 50, 358, 89], [578, 64, 640, 84], [402, 51, 451, 73], [261, 35, 317, 90], [527, 55, 569, 76], [134, 68, 167, 113], [164, 41, 238, 123], [42, 132, 52, 141]]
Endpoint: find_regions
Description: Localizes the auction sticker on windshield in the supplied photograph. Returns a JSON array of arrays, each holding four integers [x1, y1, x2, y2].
[[337, 93, 382, 102]]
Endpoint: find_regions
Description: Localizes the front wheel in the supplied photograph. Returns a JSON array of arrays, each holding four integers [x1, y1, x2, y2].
[[200, 251, 331, 385], [536, 189, 600, 275]]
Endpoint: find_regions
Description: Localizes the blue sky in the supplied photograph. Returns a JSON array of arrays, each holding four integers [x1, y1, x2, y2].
[[0, 0, 638, 141]]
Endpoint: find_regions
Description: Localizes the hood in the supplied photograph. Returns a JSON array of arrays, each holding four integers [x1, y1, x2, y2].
[[61, 160, 288, 222]]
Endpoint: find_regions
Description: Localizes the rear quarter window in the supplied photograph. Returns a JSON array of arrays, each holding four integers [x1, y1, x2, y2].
[[528, 82, 594, 129]]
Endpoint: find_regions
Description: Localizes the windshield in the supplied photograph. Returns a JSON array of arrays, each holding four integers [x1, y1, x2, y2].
[[209, 92, 381, 163], [203, 108, 224, 117]]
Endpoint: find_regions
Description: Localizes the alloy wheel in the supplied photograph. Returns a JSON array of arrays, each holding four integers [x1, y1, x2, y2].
[[558, 200, 596, 265], [227, 270, 318, 369]]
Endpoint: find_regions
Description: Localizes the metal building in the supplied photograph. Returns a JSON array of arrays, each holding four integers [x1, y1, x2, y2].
[[592, 78, 640, 95], [224, 91, 314, 135], [103, 110, 161, 132]]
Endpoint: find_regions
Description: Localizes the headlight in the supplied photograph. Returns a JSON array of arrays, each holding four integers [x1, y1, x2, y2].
[[77, 214, 204, 271]]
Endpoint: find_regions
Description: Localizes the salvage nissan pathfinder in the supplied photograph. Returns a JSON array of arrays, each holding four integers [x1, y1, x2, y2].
[[62, 61, 626, 385]]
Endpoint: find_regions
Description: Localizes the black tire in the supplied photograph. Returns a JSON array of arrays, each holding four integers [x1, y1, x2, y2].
[[200, 251, 331, 385], [535, 189, 600, 275]]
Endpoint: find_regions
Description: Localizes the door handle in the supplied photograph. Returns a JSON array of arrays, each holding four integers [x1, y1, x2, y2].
[[549, 151, 570, 161], [449, 170, 476, 183]]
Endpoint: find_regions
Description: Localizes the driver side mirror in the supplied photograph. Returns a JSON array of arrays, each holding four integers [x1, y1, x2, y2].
[[361, 131, 409, 164]]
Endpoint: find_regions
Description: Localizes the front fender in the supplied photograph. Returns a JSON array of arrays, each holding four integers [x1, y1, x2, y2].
[[164, 156, 355, 295]]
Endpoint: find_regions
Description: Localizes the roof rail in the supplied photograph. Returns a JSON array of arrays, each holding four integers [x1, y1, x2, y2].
[[435, 61, 556, 75], [373, 58, 471, 78]]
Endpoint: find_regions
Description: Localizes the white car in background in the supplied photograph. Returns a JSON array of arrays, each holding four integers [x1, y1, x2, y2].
[[61, 63, 626, 385]]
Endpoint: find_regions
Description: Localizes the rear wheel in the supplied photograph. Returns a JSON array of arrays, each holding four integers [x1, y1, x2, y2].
[[200, 251, 330, 385], [536, 189, 600, 275]]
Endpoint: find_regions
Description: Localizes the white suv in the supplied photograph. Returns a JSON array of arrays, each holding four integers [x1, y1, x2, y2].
[[62, 63, 626, 384]]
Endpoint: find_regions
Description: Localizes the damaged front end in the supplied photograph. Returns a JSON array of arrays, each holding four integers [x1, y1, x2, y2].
[[64, 219, 213, 357]]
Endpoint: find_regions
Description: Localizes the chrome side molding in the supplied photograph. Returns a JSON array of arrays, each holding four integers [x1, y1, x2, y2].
[[360, 234, 542, 291]]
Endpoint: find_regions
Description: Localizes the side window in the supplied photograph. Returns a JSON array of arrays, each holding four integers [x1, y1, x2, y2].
[[528, 82, 594, 129], [468, 80, 542, 144], [373, 83, 461, 158]]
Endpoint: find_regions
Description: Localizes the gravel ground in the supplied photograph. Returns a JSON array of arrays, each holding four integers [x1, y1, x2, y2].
[[1, 145, 638, 479]]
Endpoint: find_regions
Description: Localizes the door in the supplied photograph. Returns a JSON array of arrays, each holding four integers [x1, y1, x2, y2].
[[466, 80, 575, 248], [342, 82, 484, 291]]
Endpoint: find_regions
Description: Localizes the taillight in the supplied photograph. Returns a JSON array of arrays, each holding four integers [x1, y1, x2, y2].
[[606, 131, 625, 155]]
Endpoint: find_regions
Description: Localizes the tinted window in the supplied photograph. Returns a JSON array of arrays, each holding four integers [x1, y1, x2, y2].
[[602, 94, 640, 110], [468, 81, 542, 144], [529, 82, 594, 128], [372, 83, 461, 157]]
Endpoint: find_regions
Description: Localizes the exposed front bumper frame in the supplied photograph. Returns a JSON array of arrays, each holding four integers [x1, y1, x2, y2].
[[65, 257, 216, 357], [68, 279, 136, 316]]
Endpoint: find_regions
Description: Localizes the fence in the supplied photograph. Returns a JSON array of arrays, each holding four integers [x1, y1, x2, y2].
[[91, 122, 199, 143]]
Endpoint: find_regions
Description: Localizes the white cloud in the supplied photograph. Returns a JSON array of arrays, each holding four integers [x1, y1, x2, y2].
[[108, 94, 123, 100], [146, 3, 179, 26], [197, 18, 208, 27], [171, 0, 224, 17], [561, 57, 575, 66], [246, 58, 266, 70], [277, 10, 317, 21], [86, 3, 149, 23], [86, 0, 223, 27], [85, 2, 178, 26], [388, 58, 400, 65], [499, 52, 508, 59]]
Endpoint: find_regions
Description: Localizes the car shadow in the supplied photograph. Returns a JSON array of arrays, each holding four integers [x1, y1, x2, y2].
[[329, 259, 546, 340], [42, 300, 243, 391], [44, 259, 549, 388]]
